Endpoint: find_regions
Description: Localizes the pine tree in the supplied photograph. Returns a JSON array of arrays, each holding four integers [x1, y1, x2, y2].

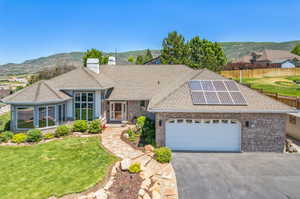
[[160, 31, 189, 64], [144, 49, 153, 63], [188, 37, 227, 71]]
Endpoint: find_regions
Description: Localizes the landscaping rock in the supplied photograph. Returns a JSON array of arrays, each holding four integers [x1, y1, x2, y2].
[[144, 145, 154, 152], [152, 190, 161, 199], [143, 193, 151, 199], [164, 188, 177, 196], [141, 178, 151, 189], [120, 158, 131, 170], [123, 133, 129, 139], [94, 189, 107, 199], [138, 188, 146, 196]]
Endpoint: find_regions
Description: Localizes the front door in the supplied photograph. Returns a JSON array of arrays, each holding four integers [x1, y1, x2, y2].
[[110, 102, 127, 121]]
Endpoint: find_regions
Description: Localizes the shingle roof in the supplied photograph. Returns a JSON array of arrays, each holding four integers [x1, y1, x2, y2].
[[1, 80, 71, 104], [235, 50, 300, 63], [148, 69, 295, 113], [100, 65, 194, 100]]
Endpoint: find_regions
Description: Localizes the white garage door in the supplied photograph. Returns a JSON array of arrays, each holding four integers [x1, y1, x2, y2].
[[166, 119, 241, 152]]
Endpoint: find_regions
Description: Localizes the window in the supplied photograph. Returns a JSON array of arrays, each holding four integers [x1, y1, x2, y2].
[[38, 106, 56, 128], [289, 115, 296, 125], [140, 100, 147, 110], [16, 107, 34, 129], [74, 92, 94, 121], [58, 104, 66, 124]]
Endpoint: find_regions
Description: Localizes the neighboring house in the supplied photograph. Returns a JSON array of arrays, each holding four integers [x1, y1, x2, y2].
[[226, 49, 300, 70], [287, 112, 300, 140], [144, 56, 161, 65], [1, 59, 296, 152]]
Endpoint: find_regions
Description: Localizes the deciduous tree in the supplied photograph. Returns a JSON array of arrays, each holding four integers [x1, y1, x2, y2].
[[82, 48, 108, 66], [291, 44, 300, 56]]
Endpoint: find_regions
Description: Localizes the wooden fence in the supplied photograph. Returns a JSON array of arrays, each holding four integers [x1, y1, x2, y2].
[[220, 67, 300, 79], [241, 83, 300, 109]]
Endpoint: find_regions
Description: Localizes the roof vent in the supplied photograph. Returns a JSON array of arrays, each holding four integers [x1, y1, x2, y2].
[[108, 56, 116, 65], [86, 58, 100, 73]]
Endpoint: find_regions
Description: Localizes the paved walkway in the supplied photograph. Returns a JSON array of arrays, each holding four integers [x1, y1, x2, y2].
[[102, 127, 179, 199], [102, 127, 143, 159]]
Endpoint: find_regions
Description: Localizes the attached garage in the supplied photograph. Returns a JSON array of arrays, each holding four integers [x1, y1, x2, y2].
[[166, 119, 241, 152]]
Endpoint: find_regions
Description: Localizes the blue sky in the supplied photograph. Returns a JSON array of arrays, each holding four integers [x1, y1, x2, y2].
[[0, 0, 299, 64]]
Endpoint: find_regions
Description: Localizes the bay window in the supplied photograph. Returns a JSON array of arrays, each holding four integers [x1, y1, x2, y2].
[[74, 92, 94, 121], [16, 107, 34, 129]]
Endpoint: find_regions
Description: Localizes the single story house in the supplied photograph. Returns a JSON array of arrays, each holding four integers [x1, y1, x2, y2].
[[1, 59, 296, 152], [226, 49, 300, 70]]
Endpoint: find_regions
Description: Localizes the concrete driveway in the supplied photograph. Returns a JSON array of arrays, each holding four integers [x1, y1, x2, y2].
[[172, 153, 300, 199]]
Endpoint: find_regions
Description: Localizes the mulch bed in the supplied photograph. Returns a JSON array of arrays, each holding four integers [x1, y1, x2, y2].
[[108, 169, 143, 199]]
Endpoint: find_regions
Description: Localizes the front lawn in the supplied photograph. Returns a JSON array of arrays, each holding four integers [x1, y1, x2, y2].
[[240, 76, 300, 97], [0, 137, 118, 199]]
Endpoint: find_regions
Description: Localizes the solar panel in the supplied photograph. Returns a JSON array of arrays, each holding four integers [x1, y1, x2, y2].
[[188, 80, 247, 106], [188, 80, 202, 90], [204, 92, 220, 104], [212, 80, 227, 91], [224, 80, 240, 91], [217, 92, 234, 104], [191, 91, 206, 104], [230, 92, 247, 105], [201, 80, 215, 91]]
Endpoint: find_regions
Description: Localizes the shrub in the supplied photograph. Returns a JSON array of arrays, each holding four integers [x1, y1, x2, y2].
[[12, 133, 27, 144], [26, 129, 42, 142], [136, 116, 146, 131], [43, 132, 54, 139], [88, 120, 102, 134], [128, 163, 141, 173], [127, 128, 140, 142], [0, 131, 14, 143], [136, 116, 155, 147], [55, 125, 70, 137], [154, 147, 172, 163], [73, 120, 88, 132]]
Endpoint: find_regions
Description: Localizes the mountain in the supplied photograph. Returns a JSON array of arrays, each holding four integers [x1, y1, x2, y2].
[[0, 40, 299, 76]]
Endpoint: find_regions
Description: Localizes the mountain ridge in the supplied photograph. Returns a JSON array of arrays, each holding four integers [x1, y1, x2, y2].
[[1, 40, 299, 76]]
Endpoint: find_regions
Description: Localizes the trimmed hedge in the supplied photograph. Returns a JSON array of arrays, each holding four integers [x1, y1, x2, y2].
[[55, 125, 70, 137], [12, 133, 27, 144], [88, 120, 102, 134], [128, 163, 141, 173], [0, 131, 14, 143], [26, 129, 42, 142], [154, 147, 172, 163], [73, 120, 88, 132]]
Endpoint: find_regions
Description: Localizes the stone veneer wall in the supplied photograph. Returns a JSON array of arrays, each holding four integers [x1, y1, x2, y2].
[[155, 112, 287, 152], [127, 101, 155, 122]]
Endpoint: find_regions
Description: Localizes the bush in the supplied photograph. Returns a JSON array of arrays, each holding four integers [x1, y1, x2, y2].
[[0, 131, 14, 143], [127, 128, 140, 142], [43, 132, 54, 139], [88, 120, 102, 134], [128, 163, 141, 173], [55, 125, 70, 137], [12, 133, 27, 144], [136, 116, 155, 147], [154, 147, 172, 163], [73, 120, 88, 132], [26, 129, 42, 142]]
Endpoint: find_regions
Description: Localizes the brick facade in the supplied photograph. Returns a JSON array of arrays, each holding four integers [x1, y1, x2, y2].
[[155, 112, 287, 152]]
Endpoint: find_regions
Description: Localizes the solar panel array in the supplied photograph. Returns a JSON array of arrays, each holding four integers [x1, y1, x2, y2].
[[188, 80, 247, 105]]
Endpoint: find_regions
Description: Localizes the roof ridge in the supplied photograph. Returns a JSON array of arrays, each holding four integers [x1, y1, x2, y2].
[[34, 81, 42, 102], [43, 81, 63, 100], [150, 69, 205, 108], [81, 67, 104, 88]]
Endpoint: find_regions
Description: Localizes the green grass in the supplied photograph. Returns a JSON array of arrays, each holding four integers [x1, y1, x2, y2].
[[0, 112, 10, 132], [0, 137, 118, 199], [240, 76, 300, 97]]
